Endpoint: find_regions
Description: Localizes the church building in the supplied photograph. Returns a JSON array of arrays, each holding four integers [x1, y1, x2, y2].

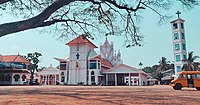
[[55, 35, 147, 86]]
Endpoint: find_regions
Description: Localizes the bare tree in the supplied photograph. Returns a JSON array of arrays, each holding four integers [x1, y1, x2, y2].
[[0, 0, 198, 46]]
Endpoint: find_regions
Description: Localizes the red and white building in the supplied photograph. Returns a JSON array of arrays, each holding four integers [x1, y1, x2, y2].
[[55, 35, 147, 86], [0, 54, 30, 85]]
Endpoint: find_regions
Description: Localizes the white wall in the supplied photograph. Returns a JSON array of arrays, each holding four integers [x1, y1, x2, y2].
[[140, 73, 147, 85], [68, 44, 94, 85], [12, 73, 28, 85]]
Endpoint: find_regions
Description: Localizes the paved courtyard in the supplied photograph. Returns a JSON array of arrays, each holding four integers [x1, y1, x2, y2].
[[0, 85, 199, 105]]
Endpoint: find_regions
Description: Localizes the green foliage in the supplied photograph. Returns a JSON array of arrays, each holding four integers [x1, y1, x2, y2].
[[142, 57, 174, 82], [142, 66, 156, 73], [182, 51, 199, 71], [27, 52, 42, 71], [26, 52, 42, 84]]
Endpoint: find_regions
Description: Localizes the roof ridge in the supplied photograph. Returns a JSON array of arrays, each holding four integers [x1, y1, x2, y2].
[[66, 35, 97, 48], [12, 54, 20, 62]]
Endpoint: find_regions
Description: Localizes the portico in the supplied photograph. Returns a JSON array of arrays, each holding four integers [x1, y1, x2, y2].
[[103, 64, 147, 86], [38, 66, 60, 85]]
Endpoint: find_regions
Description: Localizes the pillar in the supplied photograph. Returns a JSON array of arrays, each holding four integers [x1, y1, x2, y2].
[[128, 73, 131, 86], [45, 75, 47, 85], [43, 75, 45, 85], [54, 74, 56, 85], [115, 73, 117, 86], [139, 73, 141, 86], [47, 75, 49, 85], [106, 74, 108, 86]]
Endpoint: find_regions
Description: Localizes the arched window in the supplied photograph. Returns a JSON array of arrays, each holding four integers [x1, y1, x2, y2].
[[61, 72, 64, 76], [14, 74, 20, 82], [91, 76, 95, 83], [61, 77, 65, 82], [50, 75, 53, 79], [5, 74, 11, 81], [0, 74, 4, 81], [22, 75, 26, 81], [91, 71, 95, 75], [91, 71, 95, 83]]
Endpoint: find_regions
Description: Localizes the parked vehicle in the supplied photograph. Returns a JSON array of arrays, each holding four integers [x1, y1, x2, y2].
[[171, 71, 200, 90]]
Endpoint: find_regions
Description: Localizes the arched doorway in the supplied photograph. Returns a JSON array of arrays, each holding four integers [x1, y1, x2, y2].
[[91, 71, 95, 85]]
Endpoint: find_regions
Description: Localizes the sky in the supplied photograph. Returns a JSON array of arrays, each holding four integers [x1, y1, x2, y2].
[[0, 3, 200, 69]]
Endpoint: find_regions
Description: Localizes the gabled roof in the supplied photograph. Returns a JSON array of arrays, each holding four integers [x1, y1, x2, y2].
[[102, 64, 147, 75], [0, 54, 2, 61], [101, 57, 113, 68], [0, 55, 30, 64], [90, 55, 113, 68], [54, 57, 68, 62], [66, 35, 98, 48], [38, 66, 60, 75], [170, 18, 185, 23]]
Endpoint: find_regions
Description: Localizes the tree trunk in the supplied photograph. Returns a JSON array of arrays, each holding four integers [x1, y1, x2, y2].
[[29, 71, 34, 85]]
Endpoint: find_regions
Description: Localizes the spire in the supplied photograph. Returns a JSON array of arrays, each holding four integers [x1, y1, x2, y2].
[[117, 49, 121, 56], [111, 41, 113, 46], [117, 49, 121, 61], [114, 50, 116, 57], [104, 37, 109, 44], [103, 34, 111, 49], [104, 33, 110, 45], [105, 33, 108, 39]]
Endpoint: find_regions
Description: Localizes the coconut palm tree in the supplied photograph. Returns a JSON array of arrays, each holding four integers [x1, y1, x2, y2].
[[182, 52, 199, 71], [152, 57, 170, 81], [158, 57, 170, 71]]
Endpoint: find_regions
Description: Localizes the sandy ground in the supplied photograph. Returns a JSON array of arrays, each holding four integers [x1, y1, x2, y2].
[[0, 85, 199, 105]]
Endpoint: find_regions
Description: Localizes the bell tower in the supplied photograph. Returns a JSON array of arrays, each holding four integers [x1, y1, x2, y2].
[[170, 11, 187, 78], [66, 35, 97, 84]]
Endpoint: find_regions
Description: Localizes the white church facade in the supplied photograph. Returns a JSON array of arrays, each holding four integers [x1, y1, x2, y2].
[[53, 35, 147, 86]]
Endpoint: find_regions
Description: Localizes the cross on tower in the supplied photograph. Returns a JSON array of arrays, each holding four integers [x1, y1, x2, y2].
[[176, 11, 181, 18]]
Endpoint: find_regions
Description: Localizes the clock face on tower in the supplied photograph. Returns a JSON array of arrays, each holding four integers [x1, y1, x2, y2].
[[76, 53, 80, 59]]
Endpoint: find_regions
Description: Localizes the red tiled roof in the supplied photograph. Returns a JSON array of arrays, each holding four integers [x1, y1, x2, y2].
[[0, 55, 2, 61], [66, 35, 98, 48], [101, 66, 111, 71], [0, 55, 30, 64], [90, 55, 113, 69], [101, 58, 113, 68]]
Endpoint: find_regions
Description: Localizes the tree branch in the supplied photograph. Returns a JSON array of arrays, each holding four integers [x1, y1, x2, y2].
[[0, 0, 74, 37], [0, 0, 11, 5]]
